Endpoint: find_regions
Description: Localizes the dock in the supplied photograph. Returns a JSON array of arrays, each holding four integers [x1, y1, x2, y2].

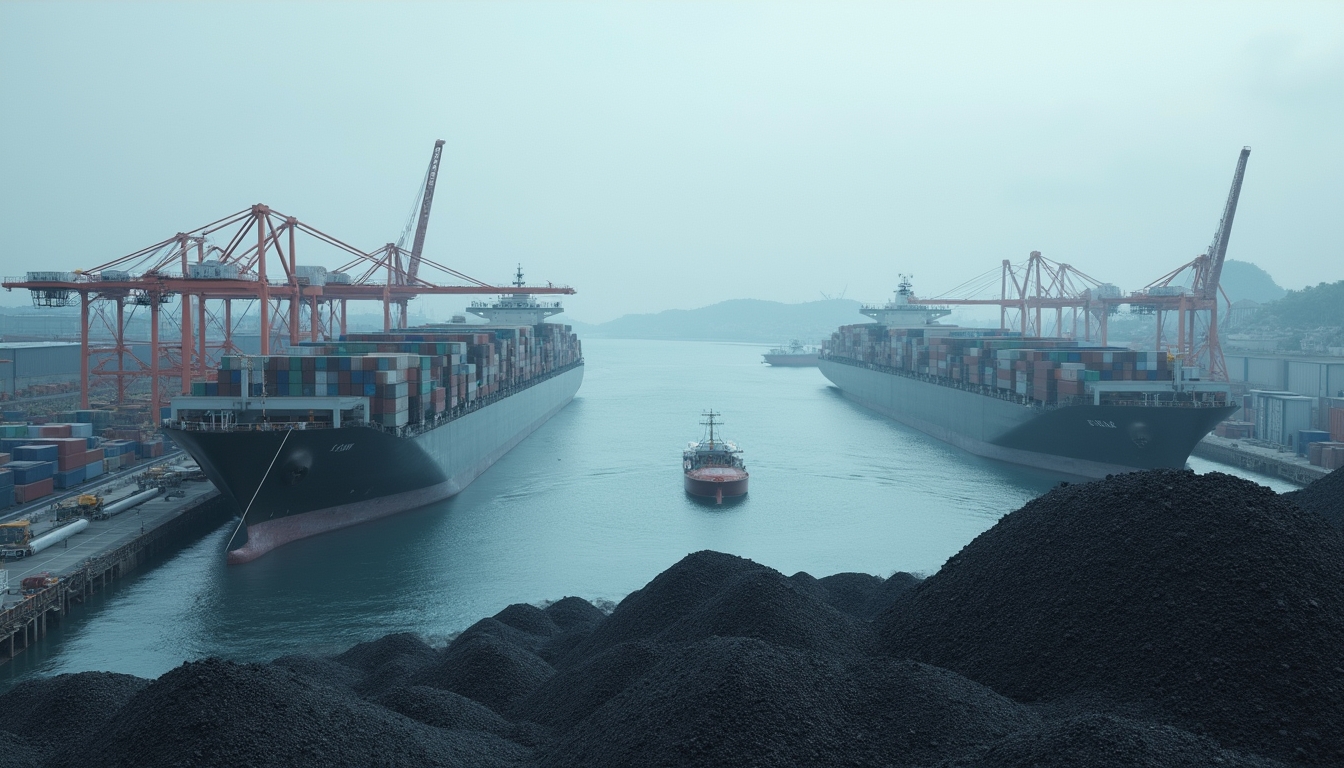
[[0, 462, 228, 666], [1193, 434, 1329, 487]]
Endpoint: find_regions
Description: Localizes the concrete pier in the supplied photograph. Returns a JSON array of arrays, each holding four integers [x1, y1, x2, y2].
[[1193, 434, 1329, 487], [0, 476, 228, 666]]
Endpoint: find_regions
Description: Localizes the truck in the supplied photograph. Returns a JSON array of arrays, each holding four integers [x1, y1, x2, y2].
[[20, 572, 57, 593], [0, 520, 32, 549]]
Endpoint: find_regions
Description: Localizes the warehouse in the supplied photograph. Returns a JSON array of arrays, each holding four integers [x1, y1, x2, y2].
[[0, 342, 81, 394]]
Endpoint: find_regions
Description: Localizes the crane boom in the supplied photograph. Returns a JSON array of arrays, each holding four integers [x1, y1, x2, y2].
[[1200, 146, 1250, 300], [407, 139, 445, 284]]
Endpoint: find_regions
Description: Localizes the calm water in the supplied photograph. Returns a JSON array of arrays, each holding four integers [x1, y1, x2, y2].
[[1, 339, 1296, 686]]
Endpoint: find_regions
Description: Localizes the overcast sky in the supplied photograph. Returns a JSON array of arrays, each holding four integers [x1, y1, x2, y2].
[[1, 1, 1340, 323]]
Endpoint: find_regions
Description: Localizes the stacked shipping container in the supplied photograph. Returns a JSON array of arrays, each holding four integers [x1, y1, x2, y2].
[[0, 422, 148, 506], [823, 325, 1175, 406], [187, 324, 582, 429]]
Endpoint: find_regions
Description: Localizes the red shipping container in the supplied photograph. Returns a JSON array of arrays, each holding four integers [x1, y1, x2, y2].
[[1332, 408, 1344, 443], [32, 437, 86, 455], [0, 452, 8, 466], [85, 448, 104, 464], [15, 476, 55, 503]]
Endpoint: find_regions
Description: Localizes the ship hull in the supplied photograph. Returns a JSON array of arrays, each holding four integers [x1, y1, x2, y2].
[[167, 364, 584, 563], [763, 353, 818, 367], [684, 470, 749, 500], [818, 358, 1234, 478]]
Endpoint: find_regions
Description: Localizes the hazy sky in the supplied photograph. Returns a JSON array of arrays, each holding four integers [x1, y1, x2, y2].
[[2, 1, 1340, 323]]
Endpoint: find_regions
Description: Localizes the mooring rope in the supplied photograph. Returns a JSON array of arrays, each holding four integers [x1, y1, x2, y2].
[[225, 427, 293, 552]]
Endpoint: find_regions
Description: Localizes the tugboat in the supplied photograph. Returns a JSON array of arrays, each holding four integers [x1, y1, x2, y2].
[[762, 340, 819, 367], [683, 411, 749, 504]]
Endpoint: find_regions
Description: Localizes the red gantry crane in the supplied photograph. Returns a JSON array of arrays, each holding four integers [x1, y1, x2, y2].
[[919, 147, 1251, 382], [1096, 146, 1251, 380], [1, 141, 574, 418]]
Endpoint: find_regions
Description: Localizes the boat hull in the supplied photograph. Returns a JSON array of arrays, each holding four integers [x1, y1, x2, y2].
[[167, 363, 584, 563], [763, 353, 818, 367], [684, 468, 749, 501], [818, 358, 1234, 478]]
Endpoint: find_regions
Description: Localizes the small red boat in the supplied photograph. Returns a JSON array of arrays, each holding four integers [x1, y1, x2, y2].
[[683, 411, 748, 504]]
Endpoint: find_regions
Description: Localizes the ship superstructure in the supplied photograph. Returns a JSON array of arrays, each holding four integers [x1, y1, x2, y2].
[[860, 275, 952, 328], [468, 266, 566, 326]]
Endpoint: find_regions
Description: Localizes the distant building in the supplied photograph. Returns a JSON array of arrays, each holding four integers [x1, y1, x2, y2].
[[0, 342, 81, 394]]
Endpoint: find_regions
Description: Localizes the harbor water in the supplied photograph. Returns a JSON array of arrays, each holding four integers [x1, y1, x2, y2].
[[0, 338, 1298, 686]]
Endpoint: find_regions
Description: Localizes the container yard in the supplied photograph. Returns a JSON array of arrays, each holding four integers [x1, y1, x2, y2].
[[1189, 391, 1344, 482], [0, 460, 224, 666]]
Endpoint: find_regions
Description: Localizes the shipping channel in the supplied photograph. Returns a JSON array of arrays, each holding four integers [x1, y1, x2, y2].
[[0, 338, 1298, 687]]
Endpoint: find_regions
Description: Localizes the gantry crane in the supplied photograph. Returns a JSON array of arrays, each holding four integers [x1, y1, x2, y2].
[[406, 139, 445, 285], [915, 147, 1251, 382], [1, 142, 575, 417], [1098, 147, 1251, 379]]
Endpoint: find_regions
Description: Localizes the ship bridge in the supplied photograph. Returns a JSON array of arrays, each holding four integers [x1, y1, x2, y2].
[[862, 276, 952, 328], [468, 265, 565, 325]]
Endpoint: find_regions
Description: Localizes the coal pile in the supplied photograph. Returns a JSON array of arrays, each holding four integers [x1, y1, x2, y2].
[[513, 640, 673, 731], [0, 671, 149, 747], [44, 658, 533, 768], [936, 713, 1285, 768], [540, 637, 1038, 768], [560, 550, 879, 664], [20, 468, 1336, 767], [411, 630, 556, 713], [1285, 466, 1344, 529], [791, 569, 922, 621], [878, 468, 1344, 765], [0, 731, 42, 768]]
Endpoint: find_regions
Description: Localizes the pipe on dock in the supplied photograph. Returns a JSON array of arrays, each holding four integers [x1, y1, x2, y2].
[[103, 488, 163, 519], [27, 518, 89, 555]]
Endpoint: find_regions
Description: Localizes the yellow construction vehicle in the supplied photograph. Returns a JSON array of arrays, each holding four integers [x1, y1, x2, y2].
[[0, 520, 32, 547], [55, 494, 104, 520]]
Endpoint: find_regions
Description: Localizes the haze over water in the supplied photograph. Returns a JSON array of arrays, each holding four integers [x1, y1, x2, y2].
[[1, 338, 1296, 686]]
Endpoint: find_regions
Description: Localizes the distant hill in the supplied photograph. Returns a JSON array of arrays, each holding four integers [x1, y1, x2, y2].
[[1219, 260, 1286, 304], [1238, 279, 1344, 353], [1256, 280, 1344, 330], [572, 299, 869, 344]]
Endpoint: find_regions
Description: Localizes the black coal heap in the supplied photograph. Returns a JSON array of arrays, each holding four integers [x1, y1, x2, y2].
[[7, 468, 1339, 767]]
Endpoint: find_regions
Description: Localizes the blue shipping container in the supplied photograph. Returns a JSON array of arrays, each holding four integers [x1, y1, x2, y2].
[[8, 460, 55, 484], [54, 466, 86, 489], [0, 468, 12, 488], [13, 444, 59, 462]]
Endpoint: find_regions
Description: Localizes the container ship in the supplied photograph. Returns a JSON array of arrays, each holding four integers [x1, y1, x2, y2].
[[819, 279, 1234, 478], [683, 411, 749, 503], [165, 285, 582, 563], [762, 340, 819, 367]]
